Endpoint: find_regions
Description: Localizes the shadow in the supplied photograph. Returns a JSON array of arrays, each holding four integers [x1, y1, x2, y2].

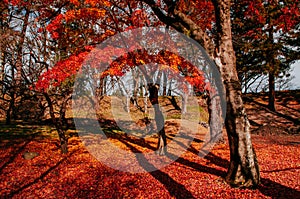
[[0, 132, 39, 174], [276, 90, 300, 113], [175, 156, 226, 178], [203, 152, 229, 169], [250, 100, 300, 126], [103, 121, 227, 180], [6, 150, 77, 198], [167, 96, 181, 111], [117, 138, 196, 199], [82, 118, 300, 198], [168, 133, 203, 143], [259, 178, 300, 199], [199, 150, 300, 199], [249, 119, 262, 127], [261, 166, 300, 173]]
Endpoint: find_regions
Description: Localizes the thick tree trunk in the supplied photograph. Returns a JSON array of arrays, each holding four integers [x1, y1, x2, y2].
[[148, 83, 167, 155], [144, 0, 260, 189], [268, 72, 276, 111], [212, 0, 260, 188], [207, 93, 223, 142]]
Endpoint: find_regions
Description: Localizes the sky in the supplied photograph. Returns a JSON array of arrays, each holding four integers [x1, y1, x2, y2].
[[291, 61, 300, 90]]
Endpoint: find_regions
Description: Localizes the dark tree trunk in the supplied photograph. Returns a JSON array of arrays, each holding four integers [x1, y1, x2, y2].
[[167, 79, 172, 96], [148, 83, 167, 155], [212, 0, 260, 188], [98, 77, 105, 96], [44, 93, 68, 154], [0, 49, 4, 98], [6, 97, 13, 125], [268, 72, 276, 111], [132, 70, 140, 106], [163, 72, 167, 96], [8, 9, 30, 123]]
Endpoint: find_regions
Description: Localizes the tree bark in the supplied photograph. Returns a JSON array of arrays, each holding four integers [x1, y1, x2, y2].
[[212, 0, 260, 187], [148, 83, 167, 155], [267, 25, 276, 112], [162, 72, 168, 96], [44, 93, 68, 154], [268, 70, 276, 112], [132, 69, 140, 106], [0, 48, 4, 98], [142, 0, 260, 187], [9, 9, 30, 122]]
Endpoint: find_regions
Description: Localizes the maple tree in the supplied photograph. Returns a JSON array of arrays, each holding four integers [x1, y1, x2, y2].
[[0, 0, 73, 152], [35, 0, 213, 156], [33, 0, 263, 188]]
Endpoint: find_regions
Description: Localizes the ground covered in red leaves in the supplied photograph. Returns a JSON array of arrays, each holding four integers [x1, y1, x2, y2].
[[1, 128, 299, 198], [1, 91, 299, 198]]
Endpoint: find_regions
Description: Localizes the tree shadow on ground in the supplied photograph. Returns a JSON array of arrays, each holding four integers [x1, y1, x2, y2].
[[107, 129, 225, 198], [275, 90, 300, 112], [0, 128, 41, 174], [107, 124, 300, 199], [0, 139, 31, 174], [252, 100, 299, 125], [5, 150, 77, 198], [203, 152, 300, 199], [117, 138, 196, 199], [244, 93, 300, 127]]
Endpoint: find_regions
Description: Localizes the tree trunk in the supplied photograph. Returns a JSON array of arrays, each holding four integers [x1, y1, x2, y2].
[[143, 0, 260, 189], [98, 76, 105, 96], [181, 92, 188, 114], [132, 69, 140, 106], [148, 83, 167, 155], [142, 76, 148, 114], [0, 49, 4, 98], [212, 0, 260, 188], [207, 93, 223, 142], [268, 71, 276, 111], [15, 9, 29, 87], [6, 96, 13, 125], [44, 93, 68, 154], [163, 72, 168, 96], [10, 9, 30, 122], [167, 79, 172, 96]]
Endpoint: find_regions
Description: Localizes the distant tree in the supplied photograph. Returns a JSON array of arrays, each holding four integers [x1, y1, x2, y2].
[[232, 0, 300, 110]]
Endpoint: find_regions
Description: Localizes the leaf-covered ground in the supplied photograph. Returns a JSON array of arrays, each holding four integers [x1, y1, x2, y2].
[[1, 91, 299, 198]]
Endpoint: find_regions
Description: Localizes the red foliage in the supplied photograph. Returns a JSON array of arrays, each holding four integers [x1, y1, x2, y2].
[[35, 50, 90, 92], [242, 0, 300, 35], [35, 0, 216, 92]]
